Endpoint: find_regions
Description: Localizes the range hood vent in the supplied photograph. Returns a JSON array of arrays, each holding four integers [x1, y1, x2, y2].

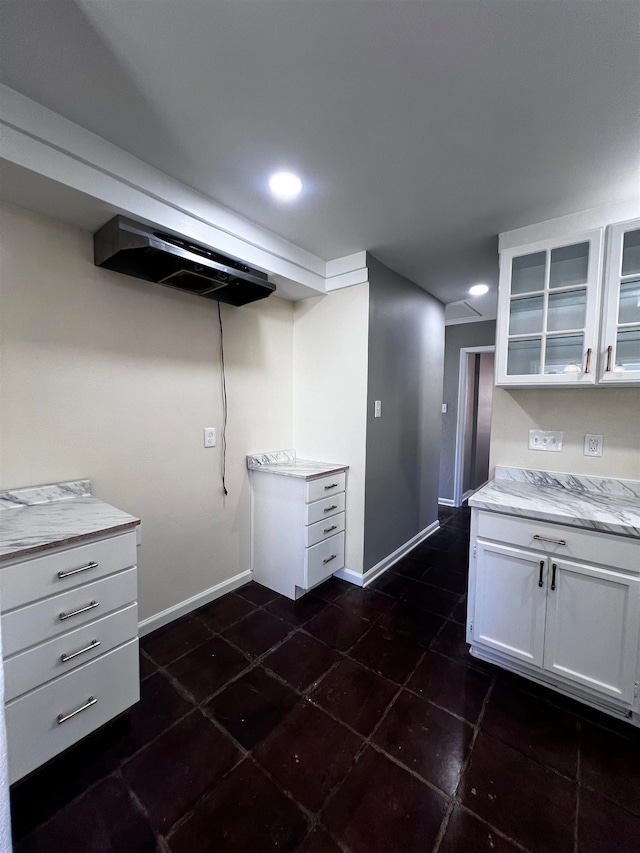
[[94, 216, 275, 306]]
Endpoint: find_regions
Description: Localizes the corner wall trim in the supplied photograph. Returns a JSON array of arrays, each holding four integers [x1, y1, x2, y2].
[[438, 498, 455, 507], [333, 520, 440, 589], [138, 570, 252, 636]]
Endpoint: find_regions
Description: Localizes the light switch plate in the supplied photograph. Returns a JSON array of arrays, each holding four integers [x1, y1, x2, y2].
[[529, 429, 563, 452], [374, 401, 382, 418], [204, 427, 216, 447]]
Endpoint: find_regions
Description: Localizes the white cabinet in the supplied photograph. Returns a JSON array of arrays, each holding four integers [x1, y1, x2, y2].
[[1, 530, 140, 783], [468, 510, 640, 719], [496, 220, 640, 387], [250, 469, 347, 600]]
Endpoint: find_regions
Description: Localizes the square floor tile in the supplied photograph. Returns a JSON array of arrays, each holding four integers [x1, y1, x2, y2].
[[438, 806, 522, 853], [195, 593, 256, 633], [168, 759, 308, 853], [266, 594, 328, 626], [402, 583, 460, 618], [348, 624, 423, 683], [481, 682, 579, 778], [449, 596, 467, 624], [140, 615, 211, 666], [235, 581, 279, 606], [577, 786, 640, 853], [321, 746, 447, 853], [373, 689, 473, 794], [310, 658, 397, 736], [255, 701, 362, 812], [419, 566, 468, 594], [166, 636, 248, 703], [388, 557, 428, 581], [369, 572, 417, 599], [580, 721, 640, 815], [264, 631, 339, 691], [431, 619, 475, 665], [312, 577, 352, 603], [222, 609, 291, 657], [406, 652, 491, 724], [459, 732, 576, 853], [305, 605, 371, 651], [15, 776, 156, 853], [378, 602, 446, 648], [139, 652, 157, 680], [294, 827, 343, 853], [332, 586, 394, 622], [123, 710, 241, 832], [206, 666, 297, 749]]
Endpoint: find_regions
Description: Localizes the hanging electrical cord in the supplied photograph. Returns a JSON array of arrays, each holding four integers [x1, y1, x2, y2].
[[217, 301, 228, 496]]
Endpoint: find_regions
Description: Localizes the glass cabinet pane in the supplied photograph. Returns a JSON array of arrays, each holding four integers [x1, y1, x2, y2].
[[544, 335, 584, 374], [618, 280, 640, 325], [511, 252, 545, 294], [615, 328, 640, 371], [547, 289, 586, 332], [507, 338, 541, 375], [549, 242, 589, 289], [509, 296, 543, 335], [621, 229, 640, 276]]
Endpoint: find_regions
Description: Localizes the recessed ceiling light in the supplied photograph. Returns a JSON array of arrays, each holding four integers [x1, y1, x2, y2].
[[469, 283, 489, 296], [268, 171, 302, 200]]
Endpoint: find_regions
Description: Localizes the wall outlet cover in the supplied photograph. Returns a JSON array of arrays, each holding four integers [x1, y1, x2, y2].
[[204, 427, 216, 447], [528, 429, 563, 452], [584, 434, 604, 457]]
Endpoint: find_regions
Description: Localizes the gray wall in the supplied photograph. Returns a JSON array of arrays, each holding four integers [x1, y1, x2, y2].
[[439, 320, 496, 502], [363, 255, 445, 571]]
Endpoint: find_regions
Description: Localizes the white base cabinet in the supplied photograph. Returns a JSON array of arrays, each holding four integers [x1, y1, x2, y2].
[[468, 510, 640, 724]]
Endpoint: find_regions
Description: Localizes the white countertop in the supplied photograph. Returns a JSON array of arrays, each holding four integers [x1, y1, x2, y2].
[[246, 449, 348, 480], [469, 467, 640, 539], [0, 481, 140, 562]]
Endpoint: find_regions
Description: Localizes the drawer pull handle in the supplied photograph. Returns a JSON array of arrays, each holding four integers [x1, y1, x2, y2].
[[584, 348, 592, 374], [324, 525, 338, 533], [538, 560, 544, 588], [58, 561, 98, 579], [324, 483, 339, 490], [61, 639, 101, 663], [59, 600, 99, 621], [606, 345, 613, 372], [323, 554, 337, 564], [551, 562, 557, 592], [57, 696, 97, 725], [533, 535, 566, 546], [323, 505, 338, 512]]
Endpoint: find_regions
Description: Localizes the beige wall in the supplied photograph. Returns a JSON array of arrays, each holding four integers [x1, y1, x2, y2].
[[0, 204, 294, 622], [490, 387, 640, 481], [293, 284, 370, 575]]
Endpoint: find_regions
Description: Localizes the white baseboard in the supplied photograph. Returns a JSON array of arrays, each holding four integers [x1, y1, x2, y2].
[[138, 569, 252, 636], [333, 519, 440, 589], [438, 498, 455, 507]]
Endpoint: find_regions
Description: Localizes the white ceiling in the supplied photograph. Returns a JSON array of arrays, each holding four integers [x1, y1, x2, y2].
[[1, 0, 639, 306]]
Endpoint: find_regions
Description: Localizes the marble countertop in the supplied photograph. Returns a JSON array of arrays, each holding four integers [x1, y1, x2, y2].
[[0, 480, 140, 562], [469, 467, 640, 538], [247, 450, 348, 480]]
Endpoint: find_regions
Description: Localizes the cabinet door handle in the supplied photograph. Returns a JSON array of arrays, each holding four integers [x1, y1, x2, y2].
[[538, 560, 545, 588], [551, 563, 557, 591], [58, 561, 98, 579], [57, 696, 97, 724], [324, 483, 339, 490], [323, 554, 337, 564], [584, 348, 592, 374], [61, 639, 101, 663], [323, 505, 338, 512], [59, 600, 99, 621], [606, 345, 613, 372], [324, 525, 338, 533], [533, 535, 566, 546]]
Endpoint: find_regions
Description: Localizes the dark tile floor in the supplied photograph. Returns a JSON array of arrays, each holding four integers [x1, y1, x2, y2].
[[10, 506, 640, 852]]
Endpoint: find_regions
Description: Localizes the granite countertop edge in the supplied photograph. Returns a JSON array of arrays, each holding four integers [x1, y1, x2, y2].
[[246, 450, 348, 481]]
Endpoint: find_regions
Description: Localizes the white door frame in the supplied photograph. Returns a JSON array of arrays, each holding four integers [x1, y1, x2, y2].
[[453, 345, 495, 507]]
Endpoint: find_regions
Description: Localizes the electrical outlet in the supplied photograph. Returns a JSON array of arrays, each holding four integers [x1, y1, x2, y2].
[[441, 403, 448, 414], [584, 434, 603, 457], [204, 427, 216, 447], [528, 429, 563, 452]]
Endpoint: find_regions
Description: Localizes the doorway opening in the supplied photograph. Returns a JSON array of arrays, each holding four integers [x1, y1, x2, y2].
[[453, 346, 495, 507]]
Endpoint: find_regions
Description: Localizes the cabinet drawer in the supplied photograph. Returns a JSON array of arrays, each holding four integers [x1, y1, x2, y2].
[[306, 512, 346, 548], [3, 603, 138, 702], [476, 511, 639, 573], [2, 567, 137, 657], [306, 472, 346, 504], [5, 639, 139, 784], [1, 532, 137, 612], [305, 492, 346, 526], [304, 531, 345, 589]]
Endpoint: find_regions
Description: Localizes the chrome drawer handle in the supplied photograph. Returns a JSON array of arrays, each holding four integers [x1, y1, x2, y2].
[[323, 554, 337, 564], [324, 483, 339, 490], [57, 696, 97, 724], [58, 561, 98, 579], [61, 639, 101, 663], [323, 505, 338, 512], [533, 535, 566, 546], [324, 525, 338, 533], [59, 600, 99, 621]]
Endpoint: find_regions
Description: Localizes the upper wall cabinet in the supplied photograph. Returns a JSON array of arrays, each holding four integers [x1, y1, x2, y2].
[[495, 221, 640, 387], [599, 219, 640, 385]]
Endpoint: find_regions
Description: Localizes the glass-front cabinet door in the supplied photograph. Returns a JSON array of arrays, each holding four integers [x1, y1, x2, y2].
[[495, 230, 604, 386], [600, 218, 640, 384]]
